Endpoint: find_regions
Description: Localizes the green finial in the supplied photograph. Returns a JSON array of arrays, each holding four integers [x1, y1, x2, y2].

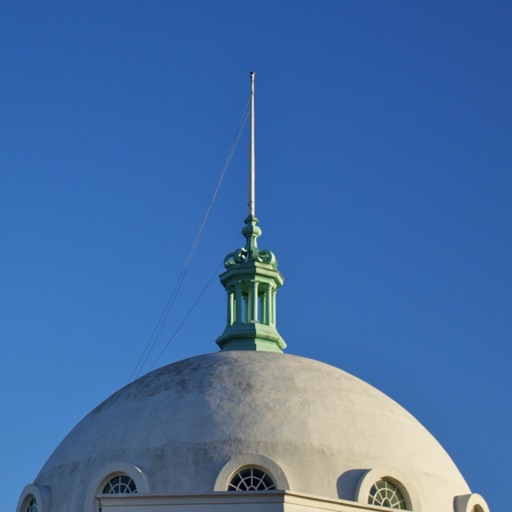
[[216, 73, 286, 353]]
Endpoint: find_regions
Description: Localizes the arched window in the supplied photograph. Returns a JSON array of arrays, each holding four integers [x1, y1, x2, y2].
[[101, 474, 137, 494], [214, 455, 289, 492], [455, 493, 489, 512], [16, 485, 48, 512], [26, 497, 38, 512], [85, 461, 150, 512], [228, 467, 276, 491], [368, 479, 408, 509]]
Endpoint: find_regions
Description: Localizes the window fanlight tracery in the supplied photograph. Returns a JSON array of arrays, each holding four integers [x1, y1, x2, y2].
[[368, 479, 408, 509], [101, 474, 137, 494], [26, 497, 38, 512], [228, 467, 276, 491]]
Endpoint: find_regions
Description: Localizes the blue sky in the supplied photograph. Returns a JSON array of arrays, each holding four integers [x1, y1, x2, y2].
[[1, 2, 510, 511]]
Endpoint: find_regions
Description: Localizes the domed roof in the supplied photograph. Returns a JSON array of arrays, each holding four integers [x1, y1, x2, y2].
[[24, 76, 484, 512], [35, 350, 470, 511]]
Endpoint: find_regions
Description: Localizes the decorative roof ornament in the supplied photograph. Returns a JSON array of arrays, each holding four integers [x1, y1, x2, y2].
[[216, 72, 286, 352]]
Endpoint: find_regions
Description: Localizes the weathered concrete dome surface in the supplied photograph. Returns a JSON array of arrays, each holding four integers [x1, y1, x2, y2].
[[36, 351, 470, 511]]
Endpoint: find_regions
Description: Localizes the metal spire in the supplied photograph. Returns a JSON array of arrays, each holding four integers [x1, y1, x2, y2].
[[249, 71, 256, 218], [216, 72, 286, 353]]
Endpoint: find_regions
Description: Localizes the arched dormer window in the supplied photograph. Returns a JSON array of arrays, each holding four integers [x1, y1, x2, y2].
[[26, 497, 38, 512], [368, 479, 408, 509], [84, 461, 150, 512], [214, 454, 289, 492], [16, 485, 49, 512], [101, 474, 137, 494], [454, 494, 489, 512], [228, 467, 276, 491], [354, 467, 419, 512]]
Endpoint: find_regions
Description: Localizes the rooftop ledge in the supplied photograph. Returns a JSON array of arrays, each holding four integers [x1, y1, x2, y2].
[[97, 489, 392, 512]]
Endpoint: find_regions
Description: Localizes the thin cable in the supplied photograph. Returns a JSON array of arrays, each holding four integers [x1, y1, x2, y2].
[[129, 103, 249, 382], [128, 99, 250, 382], [148, 230, 242, 371], [147, 261, 224, 372]]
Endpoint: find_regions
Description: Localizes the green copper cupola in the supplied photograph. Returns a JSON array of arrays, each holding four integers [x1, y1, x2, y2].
[[216, 72, 286, 353]]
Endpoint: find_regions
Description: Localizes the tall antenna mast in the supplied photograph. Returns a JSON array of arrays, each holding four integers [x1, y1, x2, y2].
[[249, 71, 256, 218]]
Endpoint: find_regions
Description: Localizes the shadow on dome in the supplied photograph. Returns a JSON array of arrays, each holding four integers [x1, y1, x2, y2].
[[337, 469, 366, 501]]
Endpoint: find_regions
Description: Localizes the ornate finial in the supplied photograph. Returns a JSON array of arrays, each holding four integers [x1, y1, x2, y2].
[[216, 73, 286, 353], [223, 215, 277, 269]]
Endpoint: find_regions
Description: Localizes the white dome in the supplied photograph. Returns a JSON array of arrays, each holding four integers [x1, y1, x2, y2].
[[34, 351, 470, 511]]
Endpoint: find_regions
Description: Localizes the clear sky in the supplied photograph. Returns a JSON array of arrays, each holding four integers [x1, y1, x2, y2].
[[1, 2, 510, 511]]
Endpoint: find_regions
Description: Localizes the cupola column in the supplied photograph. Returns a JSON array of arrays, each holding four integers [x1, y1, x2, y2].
[[272, 287, 277, 326], [249, 280, 259, 323], [227, 287, 235, 326], [234, 282, 243, 324], [261, 284, 269, 324]]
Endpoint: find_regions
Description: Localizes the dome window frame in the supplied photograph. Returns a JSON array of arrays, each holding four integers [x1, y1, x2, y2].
[[101, 474, 137, 495], [228, 466, 277, 491], [84, 461, 150, 512], [26, 496, 38, 512], [368, 478, 407, 509], [16, 485, 50, 512], [355, 466, 421, 512], [214, 454, 290, 492], [455, 493, 490, 512]]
